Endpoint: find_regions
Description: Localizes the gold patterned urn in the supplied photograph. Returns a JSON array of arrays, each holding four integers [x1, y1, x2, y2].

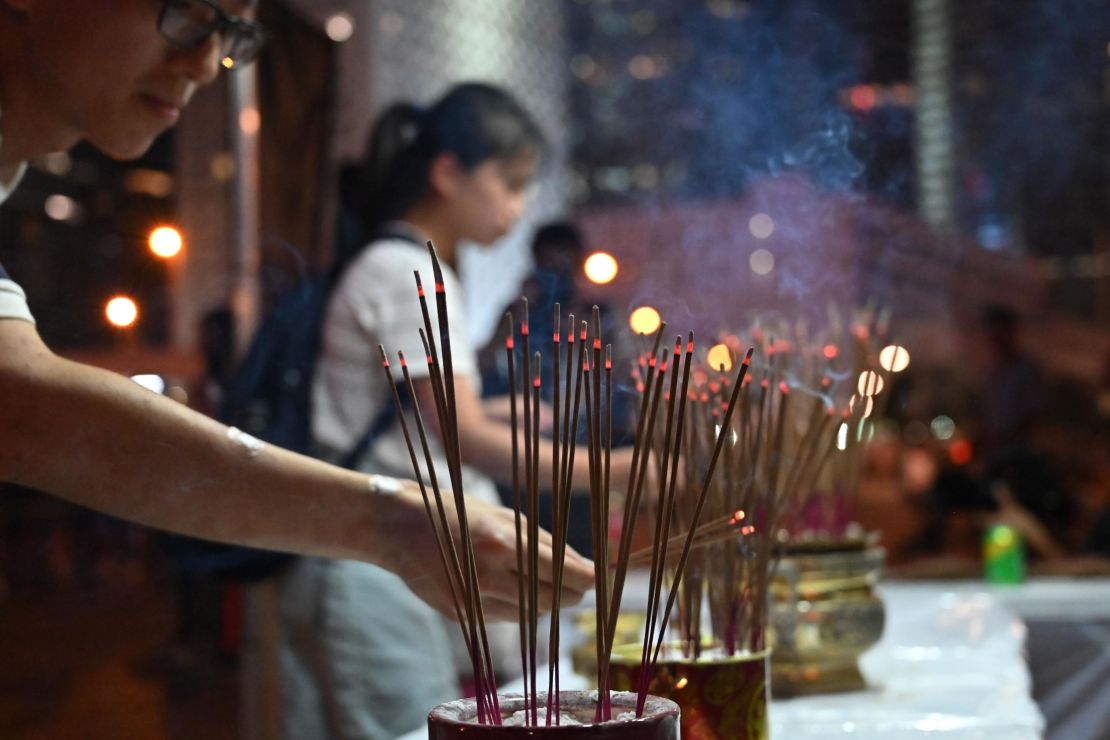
[[768, 544, 885, 696]]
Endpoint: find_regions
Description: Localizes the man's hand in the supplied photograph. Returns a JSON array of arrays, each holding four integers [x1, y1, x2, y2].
[[376, 481, 594, 621]]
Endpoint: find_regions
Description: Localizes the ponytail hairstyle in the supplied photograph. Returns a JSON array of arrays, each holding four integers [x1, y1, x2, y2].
[[336, 82, 546, 271]]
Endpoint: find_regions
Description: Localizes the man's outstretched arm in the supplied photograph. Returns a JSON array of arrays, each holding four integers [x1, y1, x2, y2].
[[0, 319, 592, 618]]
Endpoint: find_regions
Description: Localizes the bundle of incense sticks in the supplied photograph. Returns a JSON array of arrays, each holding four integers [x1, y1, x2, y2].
[[641, 307, 901, 658], [379, 241, 757, 726]]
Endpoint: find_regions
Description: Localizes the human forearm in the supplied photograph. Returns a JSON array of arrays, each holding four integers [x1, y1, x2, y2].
[[0, 327, 393, 565], [0, 325, 594, 619]]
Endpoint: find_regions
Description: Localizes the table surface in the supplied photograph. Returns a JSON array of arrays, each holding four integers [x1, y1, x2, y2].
[[400, 577, 1071, 739]]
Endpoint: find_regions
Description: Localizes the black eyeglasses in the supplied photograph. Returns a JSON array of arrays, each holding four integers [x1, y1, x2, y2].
[[159, 0, 268, 69]]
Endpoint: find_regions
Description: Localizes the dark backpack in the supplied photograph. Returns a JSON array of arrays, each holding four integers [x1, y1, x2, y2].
[[165, 231, 414, 582]]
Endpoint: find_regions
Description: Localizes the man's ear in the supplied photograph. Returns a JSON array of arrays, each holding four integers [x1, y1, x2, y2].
[[427, 151, 464, 200]]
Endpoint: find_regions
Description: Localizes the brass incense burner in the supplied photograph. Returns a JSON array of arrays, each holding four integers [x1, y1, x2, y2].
[[768, 544, 885, 696]]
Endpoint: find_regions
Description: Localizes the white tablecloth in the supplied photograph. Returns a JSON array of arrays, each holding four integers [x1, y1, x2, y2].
[[399, 579, 1045, 739]]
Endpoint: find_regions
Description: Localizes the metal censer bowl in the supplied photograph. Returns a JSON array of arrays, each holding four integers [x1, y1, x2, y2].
[[768, 544, 885, 696]]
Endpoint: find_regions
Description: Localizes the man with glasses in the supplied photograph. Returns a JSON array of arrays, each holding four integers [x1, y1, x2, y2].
[[0, 0, 592, 621]]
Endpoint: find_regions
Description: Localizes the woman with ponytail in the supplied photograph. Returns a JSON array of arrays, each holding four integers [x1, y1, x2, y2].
[[279, 82, 601, 739]]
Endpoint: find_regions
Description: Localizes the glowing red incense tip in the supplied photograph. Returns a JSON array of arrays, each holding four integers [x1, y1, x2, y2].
[[606, 357, 612, 370], [593, 338, 601, 350], [435, 282, 445, 293], [521, 321, 529, 335], [649, 356, 657, 368], [823, 344, 838, 360], [731, 509, 746, 523], [760, 378, 769, 389], [821, 377, 832, 388], [506, 336, 515, 349], [743, 348, 754, 365], [686, 339, 694, 354], [426, 355, 434, 365], [636, 383, 645, 393], [709, 382, 720, 394], [399, 352, 408, 368], [382, 358, 390, 368], [417, 285, 425, 298], [742, 374, 752, 385], [580, 326, 587, 341], [699, 393, 709, 402], [534, 376, 541, 388], [568, 329, 576, 344], [779, 381, 790, 395], [673, 338, 681, 355], [554, 332, 561, 343]]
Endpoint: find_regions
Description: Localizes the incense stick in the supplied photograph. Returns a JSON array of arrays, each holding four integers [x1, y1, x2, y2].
[[503, 314, 529, 709]]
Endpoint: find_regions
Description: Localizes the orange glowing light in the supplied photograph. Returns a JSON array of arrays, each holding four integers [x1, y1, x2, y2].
[[222, 56, 235, 69], [629, 306, 661, 335], [706, 343, 733, 372], [675, 677, 689, 690], [148, 225, 183, 259], [823, 344, 839, 360], [105, 296, 139, 328], [584, 251, 619, 284]]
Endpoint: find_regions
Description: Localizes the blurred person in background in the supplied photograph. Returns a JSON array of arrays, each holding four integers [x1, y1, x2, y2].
[[280, 83, 609, 740]]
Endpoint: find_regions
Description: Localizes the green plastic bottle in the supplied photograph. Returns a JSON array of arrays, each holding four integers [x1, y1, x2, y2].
[[983, 524, 1025, 584]]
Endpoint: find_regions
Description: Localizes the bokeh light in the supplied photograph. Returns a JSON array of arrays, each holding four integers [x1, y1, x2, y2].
[[105, 296, 139, 328], [706, 343, 733, 372], [749, 213, 775, 239], [879, 344, 911, 372], [148, 226, 183, 259], [44, 194, 79, 222], [239, 107, 261, 135], [849, 393, 875, 418], [857, 370, 885, 396], [931, 415, 956, 440], [325, 13, 355, 41], [749, 248, 775, 275], [584, 252, 619, 284], [629, 306, 661, 335]]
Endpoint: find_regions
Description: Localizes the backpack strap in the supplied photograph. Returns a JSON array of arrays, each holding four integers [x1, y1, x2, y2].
[[336, 383, 406, 470]]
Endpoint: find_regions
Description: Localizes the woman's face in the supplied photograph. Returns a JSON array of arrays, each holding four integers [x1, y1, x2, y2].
[[449, 152, 539, 246]]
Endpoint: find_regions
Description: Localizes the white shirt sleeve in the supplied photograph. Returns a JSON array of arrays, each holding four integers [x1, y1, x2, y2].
[[0, 264, 35, 324]]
